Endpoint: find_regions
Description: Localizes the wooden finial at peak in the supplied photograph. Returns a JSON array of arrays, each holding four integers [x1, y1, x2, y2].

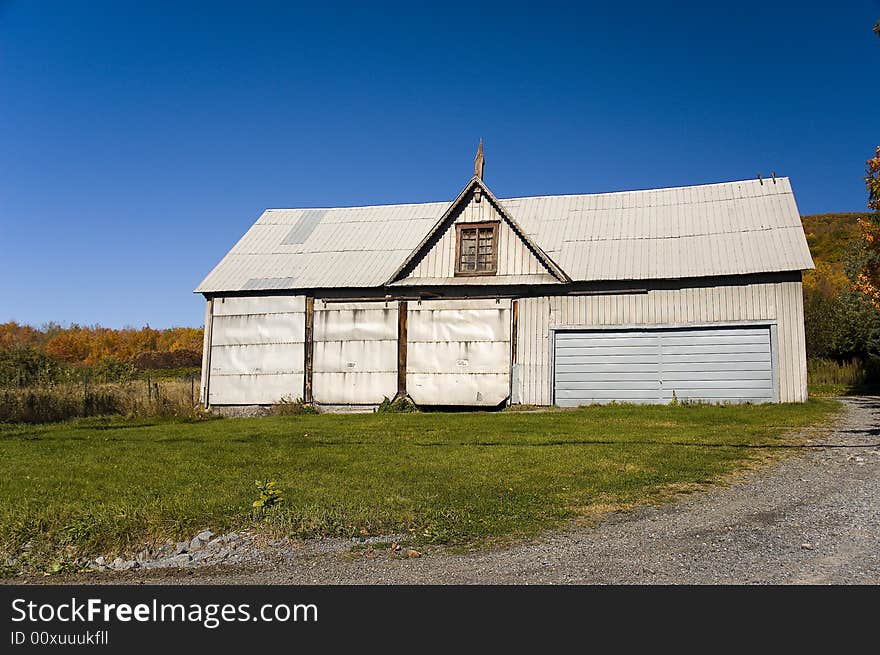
[[474, 138, 485, 180]]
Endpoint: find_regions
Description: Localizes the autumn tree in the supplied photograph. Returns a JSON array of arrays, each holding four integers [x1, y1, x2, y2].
[[852, 147, 880, 306], [850, 21, 880, 305], [0, 322, 42, 350], [1, 323, 203, 368]]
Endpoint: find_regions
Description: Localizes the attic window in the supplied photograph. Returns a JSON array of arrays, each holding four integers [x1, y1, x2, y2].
[[455, 221, 498, 276]]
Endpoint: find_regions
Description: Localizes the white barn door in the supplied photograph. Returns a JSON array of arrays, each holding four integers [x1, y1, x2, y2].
[[406, 299, 511, 406], [208, 296, 305, 405], [312, 301, 399, 405]]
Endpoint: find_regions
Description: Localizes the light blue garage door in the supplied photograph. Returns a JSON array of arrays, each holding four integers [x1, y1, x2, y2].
[[553, 326, 775, 406]]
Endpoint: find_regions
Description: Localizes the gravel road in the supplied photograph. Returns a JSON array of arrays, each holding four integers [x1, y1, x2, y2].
[[48, 396, 880, 585]]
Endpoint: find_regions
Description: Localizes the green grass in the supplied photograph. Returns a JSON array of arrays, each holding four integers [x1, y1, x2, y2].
[[0, 400, 840, 572]]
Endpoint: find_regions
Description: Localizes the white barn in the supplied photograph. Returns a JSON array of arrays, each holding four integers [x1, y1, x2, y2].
[[196, 158, 814, 410]]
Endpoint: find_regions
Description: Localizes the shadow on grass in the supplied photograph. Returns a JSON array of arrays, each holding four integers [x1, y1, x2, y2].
[[295, 439, 880, 449]]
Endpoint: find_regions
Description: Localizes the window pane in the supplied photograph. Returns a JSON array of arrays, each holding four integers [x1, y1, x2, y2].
[[459, 228, 478, 271], [458, 225, 495, 273], [476, 226, 495, 271]]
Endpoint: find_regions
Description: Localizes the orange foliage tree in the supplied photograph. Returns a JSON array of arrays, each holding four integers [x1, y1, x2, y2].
[[853, 146, 880, 307], [852, 23, 880, 305], [0, 322, 203, 367], [0, 322, 42, 350]]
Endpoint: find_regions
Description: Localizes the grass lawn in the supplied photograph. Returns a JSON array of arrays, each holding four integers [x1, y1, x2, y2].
[[0, 400, 841, 573]]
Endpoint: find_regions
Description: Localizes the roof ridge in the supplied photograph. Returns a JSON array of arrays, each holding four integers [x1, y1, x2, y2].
[[501, 178, 791, 202], [264, 199, 451, 212], [260, 178, 791, 213]]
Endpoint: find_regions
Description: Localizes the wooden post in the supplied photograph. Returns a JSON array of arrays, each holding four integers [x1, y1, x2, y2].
[[190, 375, 195, 406], [509, 299, 519, 407], [397, 301, 408, 398], [303, 296, 314, 404], [511, 300, 519, 364], [200, 298, 214, 408]]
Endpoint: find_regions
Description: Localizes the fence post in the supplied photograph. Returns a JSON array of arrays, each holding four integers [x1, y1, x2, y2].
[[82, 373, 88, 414], [190, 375, 195, 407]]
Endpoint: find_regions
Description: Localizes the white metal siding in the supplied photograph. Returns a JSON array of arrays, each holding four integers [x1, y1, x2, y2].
[[517, 278, 807, 404], [554, 326, 774, 406], [208, 296, 305, 405], [405, 191, 554, 283], [407, 299, 511, 406], [312, 301, 398, 404]]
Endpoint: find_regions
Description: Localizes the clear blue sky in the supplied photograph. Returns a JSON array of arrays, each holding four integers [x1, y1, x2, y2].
[[2, 1, 878, 329]]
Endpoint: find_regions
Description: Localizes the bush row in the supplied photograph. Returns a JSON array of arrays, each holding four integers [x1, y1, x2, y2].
[[0, 381, 206, 424], [0, 346, 200, 388]]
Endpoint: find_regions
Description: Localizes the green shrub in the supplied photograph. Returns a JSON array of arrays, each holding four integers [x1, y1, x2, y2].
[[0, 346, 71, 388], [252, 480, 284, 510], [377, 396, 418, 413], [133, 349, 201, 370], [270, 396, 317, 416], [0, 380, 207, 424], [91, 357, 137, 383], [0, 388, 123, 424]]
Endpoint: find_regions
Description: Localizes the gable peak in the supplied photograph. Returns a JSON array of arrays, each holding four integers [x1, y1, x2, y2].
[[474, 139, 485, 180]]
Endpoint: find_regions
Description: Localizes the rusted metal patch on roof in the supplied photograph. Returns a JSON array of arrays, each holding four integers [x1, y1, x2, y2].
[[281, 210, 327, 245]]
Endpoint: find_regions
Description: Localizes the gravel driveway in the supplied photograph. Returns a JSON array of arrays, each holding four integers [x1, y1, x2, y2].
[[69, 397, 880, 584]]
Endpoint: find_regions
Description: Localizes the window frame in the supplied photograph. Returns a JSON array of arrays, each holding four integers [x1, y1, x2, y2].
[[454, 221, 500, 276]]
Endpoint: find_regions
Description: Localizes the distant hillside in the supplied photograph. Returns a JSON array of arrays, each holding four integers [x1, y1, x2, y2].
[[801, 212, 865, 269]]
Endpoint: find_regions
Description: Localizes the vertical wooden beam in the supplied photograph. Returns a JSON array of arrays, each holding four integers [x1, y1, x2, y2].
[[200, 298, 214, 408], [304, 296, 314, 404], [511, 299, 519, 364], [397, 300, 408, 398], [509, 299, 519, 406]]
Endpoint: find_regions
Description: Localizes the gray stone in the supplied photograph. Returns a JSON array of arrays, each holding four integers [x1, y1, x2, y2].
[[107, 557, 140, 572], [94, 556, 106, 567], [189, 537, 204, 552], [196, 530, 214, 542], [167, 553, 192, 567], [175, 541, 189, 555]]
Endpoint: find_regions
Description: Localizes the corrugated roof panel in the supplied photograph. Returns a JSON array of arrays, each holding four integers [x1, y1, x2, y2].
[[195, 177, 813, 292]]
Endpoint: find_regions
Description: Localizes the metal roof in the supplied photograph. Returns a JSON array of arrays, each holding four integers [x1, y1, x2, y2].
[[195, 177, 813, 293]]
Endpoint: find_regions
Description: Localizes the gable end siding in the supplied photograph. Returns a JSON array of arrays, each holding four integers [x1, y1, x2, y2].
[[404, 190, 557, 282]]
